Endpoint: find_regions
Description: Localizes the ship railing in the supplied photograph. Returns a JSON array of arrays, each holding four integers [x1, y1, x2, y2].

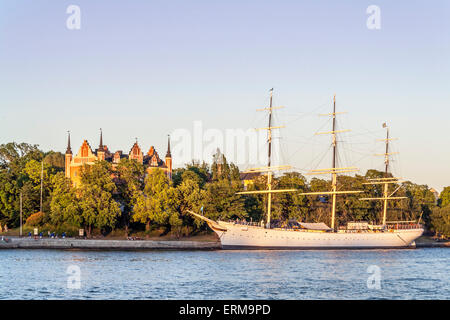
[[228, 219, 261, 227], [386, 222, 422, 230]]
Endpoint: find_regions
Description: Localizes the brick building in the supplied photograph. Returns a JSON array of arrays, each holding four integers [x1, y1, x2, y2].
[[64, 130, 172, 187]]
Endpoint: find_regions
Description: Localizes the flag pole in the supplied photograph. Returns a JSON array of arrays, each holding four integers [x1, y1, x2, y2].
[[20, 191, 23, 237], [40, 161, 43, 213]]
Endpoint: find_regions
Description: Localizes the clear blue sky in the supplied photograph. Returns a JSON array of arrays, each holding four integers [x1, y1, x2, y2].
[[0, 1, 449, 191]]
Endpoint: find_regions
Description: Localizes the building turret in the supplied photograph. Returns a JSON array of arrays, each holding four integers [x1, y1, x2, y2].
[[129, 139, 144, 164], [65, 131, 72, 178], [97, 128, 105, 161], [165, 135, 172, 180]]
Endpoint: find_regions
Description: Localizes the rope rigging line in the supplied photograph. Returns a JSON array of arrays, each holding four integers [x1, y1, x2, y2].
[[284, 117, 333, 161]]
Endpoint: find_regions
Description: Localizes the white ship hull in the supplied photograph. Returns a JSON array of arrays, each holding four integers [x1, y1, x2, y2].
[[211, 221, 423, 249]]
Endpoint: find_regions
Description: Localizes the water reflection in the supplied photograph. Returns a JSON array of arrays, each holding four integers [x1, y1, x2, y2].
[[0, 248, 448, 299]]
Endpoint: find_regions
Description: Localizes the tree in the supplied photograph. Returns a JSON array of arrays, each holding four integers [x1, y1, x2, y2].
[[0, 142, 42, 168], [43, 151, 65, 170], [0, 169, 18, 224], [21, 159, 56, 214], [242, 176, 265, 223], [272, 172, 309, 222], [305, 177, 332, 224], [50, 172, 81, 227], [203, 179, 246, 221], [0, 143, 44, 226], [401, 182, 436, 228], [172, 174, 207, 233], [211, 149, 232, 181], [335, 174, 371, 225], [132, 168, 174, 231], [439, 186, 450, 208], [172, 161, 210, 187], [115, 159, 145, 235], [430, 205, 450, 238], [78, 161, 121, 237]]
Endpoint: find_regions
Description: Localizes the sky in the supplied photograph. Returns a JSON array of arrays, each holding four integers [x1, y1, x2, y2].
[[0, 0, 449, 191]]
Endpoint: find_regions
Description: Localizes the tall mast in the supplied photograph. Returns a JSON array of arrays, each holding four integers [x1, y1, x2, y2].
[[40, 161, 43, 213], [266, 89, 274, 228], [237, 89, 298, 228], [360, 123, 406, 226], [384, 126, 389, 175], [382, 125, 390, 225], [300, 94, 362, 231], [330, 94, 338, 230], [20, 192, 23, 237]]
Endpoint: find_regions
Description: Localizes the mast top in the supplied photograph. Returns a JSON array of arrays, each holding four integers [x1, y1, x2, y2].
[[360, 123, 406, 225], [301, 95, 362, 230]]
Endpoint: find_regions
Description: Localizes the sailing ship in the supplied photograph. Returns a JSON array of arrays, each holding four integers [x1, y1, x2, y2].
[[188, 90, 423, 249]]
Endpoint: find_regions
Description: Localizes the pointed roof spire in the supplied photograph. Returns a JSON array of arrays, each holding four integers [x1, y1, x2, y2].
[[166, 135, 171, 158], [66, 131, 72, 154], [98, 128, 104, 151]]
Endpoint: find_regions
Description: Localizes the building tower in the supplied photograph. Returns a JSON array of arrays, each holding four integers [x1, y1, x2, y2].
[[129, 138, 144, 164], [65, 131, 72, 178], [165, 135, 172, 180], [97, 128, 105, 161]]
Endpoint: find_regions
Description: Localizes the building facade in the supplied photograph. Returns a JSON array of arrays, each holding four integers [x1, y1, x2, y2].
[[65, 130, 172, 187]]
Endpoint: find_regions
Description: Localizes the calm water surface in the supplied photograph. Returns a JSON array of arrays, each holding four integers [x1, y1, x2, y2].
[[0, 248, 448, 299]]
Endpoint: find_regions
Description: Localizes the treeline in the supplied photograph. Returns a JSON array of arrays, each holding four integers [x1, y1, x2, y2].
[[0, 142, 449, 238]]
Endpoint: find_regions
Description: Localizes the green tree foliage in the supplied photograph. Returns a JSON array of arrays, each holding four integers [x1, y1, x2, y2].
[[132, 168, 175, 231], [242, 179, 265, 223], [0, 142, 42, 169], [172, 160, 210, 187], [0, 143, 50, 225], [272, 172, 309, 222], [430, 205, 450, 237], [439, 186, 450, 208], [335, 174, 371, 225], [172, 173, 207, 232], [115, 159, 145, 234], [305, 177, 332, 223], [203, 179, 246, 220], [78, 161, 121, 237], [21, 160, 58, 214], [43, 151, 65, 169], [428, 186, 450, 238], [211, 149, 235, 181], [401, 181, 436, 227], [0, 169, 18, 223], [0, 141, 447, 238], [50, 172, 81, 227], [202, 150, 246, 220]]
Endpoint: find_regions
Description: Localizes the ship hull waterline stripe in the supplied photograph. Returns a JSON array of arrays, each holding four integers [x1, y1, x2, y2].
[[221, 244, 416, 250]]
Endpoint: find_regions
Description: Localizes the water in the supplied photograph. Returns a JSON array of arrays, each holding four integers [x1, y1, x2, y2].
[[0, 248, 448, 299]]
